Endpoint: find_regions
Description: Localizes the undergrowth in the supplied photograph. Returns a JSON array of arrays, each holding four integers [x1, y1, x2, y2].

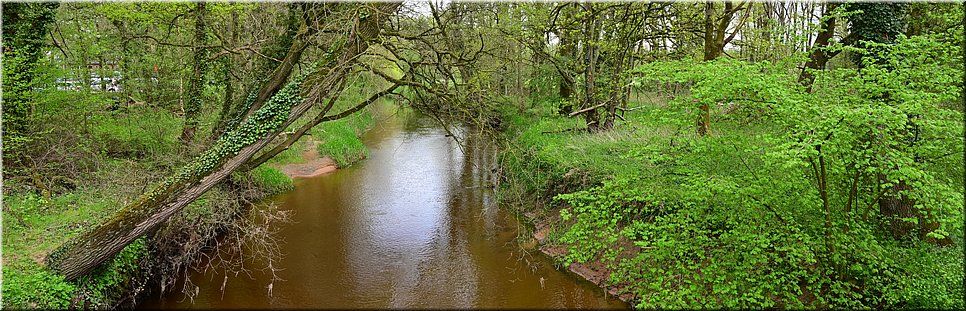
[[499, 84, 964, 309]]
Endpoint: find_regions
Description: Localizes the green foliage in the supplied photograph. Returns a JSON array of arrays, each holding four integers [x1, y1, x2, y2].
[[3, 3, 361, 309], [891, 245, 965, 309], [633, 57, 801, 123], [250, 166, 294, 194], [846, 3, 908, 66], [500, 27, 963, 309], [554, 177, 653, 266], [525, 62, 563, 103], [7, 2, 963, 310], [221, 4, 303, 135], [1, 2, 60, 172], [1, 187, 135, 309], [315, 111, 373, 168], [75, 238, 148, 307], [161, 71, 308, 191], [1, 265, 77, 309], [91, 106, 181, 158]]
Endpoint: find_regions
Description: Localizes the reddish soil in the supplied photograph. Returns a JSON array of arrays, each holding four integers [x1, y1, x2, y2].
[[527, 206, 637, 304], [278, 139, 340, 178]]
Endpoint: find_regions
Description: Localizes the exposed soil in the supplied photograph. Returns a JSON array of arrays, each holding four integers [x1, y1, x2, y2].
[[524, 208, 637, 304], [278, 138, 339, 178]]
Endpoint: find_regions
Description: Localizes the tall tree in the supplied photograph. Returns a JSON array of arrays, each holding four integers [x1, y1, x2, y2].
[[180, 1, 207, 145], [1, 2, 60, 175], [798, 2, 847, 92], [697, 0, 749, 136], [211, 4, 239, 142], [557, 4, 577, 113], [581, 3, 603, 132]]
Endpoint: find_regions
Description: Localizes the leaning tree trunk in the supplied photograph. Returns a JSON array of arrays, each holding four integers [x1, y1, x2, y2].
[[242, 81, 403, 171], [46, 3, 400, 281], [219, 4, 304, 137]]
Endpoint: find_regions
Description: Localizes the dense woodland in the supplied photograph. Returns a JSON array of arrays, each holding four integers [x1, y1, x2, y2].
[[2, 1, 964, 309]]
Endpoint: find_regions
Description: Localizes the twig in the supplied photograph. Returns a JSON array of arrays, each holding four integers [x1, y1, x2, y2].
[[541, 127, 587, 134], [617, 106, 646, 112], [568, 103, 607, 117]]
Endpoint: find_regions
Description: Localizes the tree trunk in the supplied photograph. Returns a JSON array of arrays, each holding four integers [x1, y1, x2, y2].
[[601, 42, 629, 131], [211, 5, 239, 141], [558, 35, 575, 102], [1, 2, 60, 173], [243, 81, 402, 171], [698, 1, 717, 136], [798, 3, 838, 92], [46, 3, 400, 281], [557, 6, 577, 115], [877, 178, 917, 238], [582, 5, 601, 133], [697, 0, 747, 136], [223, 4, 304, 134], [180, 2, 207, 145], [702, 1, 720, 62]]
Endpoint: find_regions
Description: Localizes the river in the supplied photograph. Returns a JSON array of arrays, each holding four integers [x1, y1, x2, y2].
[[142, 107, 627, 309]]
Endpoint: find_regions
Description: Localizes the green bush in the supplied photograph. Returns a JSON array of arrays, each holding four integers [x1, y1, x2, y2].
[[500, 40, 963, 308]]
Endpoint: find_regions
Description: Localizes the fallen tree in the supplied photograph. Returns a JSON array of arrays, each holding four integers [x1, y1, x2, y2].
[[46, 2, 402, 281]]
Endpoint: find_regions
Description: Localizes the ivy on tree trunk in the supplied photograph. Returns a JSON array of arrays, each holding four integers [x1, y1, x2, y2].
[[46, 3, 401, 281]]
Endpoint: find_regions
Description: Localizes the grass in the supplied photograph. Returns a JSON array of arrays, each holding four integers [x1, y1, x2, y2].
[[313, 103, 375, 168], [249, 165, 294, 194], [1, 185, 146, 309], [242, 103, 377, 195], [3, 90, 203, 308], [1, 91, 162, 301], [501, 101, 698, 200]]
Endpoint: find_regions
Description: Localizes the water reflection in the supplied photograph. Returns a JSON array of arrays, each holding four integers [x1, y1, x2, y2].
[[142, 109, 626, 309]]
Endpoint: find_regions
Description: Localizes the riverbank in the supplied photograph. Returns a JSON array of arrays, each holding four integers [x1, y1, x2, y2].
[[495, 95, 964, 309], [145, 107, 625, 309], [277, 140, 339, 178], [1, 100, 375, 309]]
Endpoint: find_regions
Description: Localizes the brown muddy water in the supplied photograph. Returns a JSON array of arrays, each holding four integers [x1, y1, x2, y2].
[[141, 108, 627, 309]]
